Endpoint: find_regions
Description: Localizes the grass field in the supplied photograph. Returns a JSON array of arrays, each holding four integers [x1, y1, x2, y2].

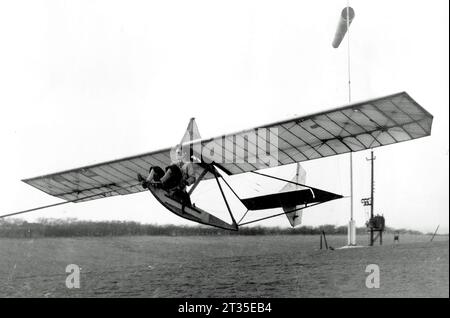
[[0, 234, 447, 298]]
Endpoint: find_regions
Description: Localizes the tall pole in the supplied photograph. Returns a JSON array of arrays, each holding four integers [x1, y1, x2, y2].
[[346, 3, 355, 245], [370, 151, 374, 220], [332, 3, 355, 246], [366, 150, 376, 245], [346, 3, 351, 104], [350, 153, 353, 221]]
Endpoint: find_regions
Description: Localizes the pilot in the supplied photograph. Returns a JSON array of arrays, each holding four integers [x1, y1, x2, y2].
[[138, 145, 196, 206]]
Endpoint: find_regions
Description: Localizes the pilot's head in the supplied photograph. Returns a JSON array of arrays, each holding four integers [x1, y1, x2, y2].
[[172, 145, 189, 164]]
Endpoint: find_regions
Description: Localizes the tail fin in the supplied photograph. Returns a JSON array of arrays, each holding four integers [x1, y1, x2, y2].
[[280, 163, 306, 227], [179, 118, 202, 161], [180, 117, 201, 144]]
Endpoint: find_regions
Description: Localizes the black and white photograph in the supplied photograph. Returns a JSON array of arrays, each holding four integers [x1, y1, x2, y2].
[[0, 0, 448, 301]]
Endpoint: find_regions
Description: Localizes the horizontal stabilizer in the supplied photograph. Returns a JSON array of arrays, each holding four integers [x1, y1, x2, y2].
[[241, 187, 342, 211]]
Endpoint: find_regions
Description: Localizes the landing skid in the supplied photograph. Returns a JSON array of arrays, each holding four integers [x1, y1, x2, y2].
[[146, 183, 238, 231]]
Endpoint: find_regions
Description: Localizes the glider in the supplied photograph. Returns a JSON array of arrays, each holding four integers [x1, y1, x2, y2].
[[2, 92, 433, 230]]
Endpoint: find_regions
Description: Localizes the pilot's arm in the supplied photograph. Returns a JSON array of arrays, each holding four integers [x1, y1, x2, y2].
[[183, 163, 196, 187]]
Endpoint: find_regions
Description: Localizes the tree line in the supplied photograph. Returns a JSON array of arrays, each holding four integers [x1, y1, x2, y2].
[[0, 218, 424, 238]]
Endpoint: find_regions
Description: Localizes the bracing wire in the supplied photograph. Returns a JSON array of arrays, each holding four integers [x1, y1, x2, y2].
[[251, 171, 308, 188], [237, 209, 250, 225], [0, 183, 141, 219], [238, 201, 331, 227], [233, 170, 343, 226], [250, 171, 315, 198]]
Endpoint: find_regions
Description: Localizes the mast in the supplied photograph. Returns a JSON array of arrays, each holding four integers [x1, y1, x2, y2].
[[332, 3, 356, 246], [346, 3, 355, 246], [366, 150, 376, 245]]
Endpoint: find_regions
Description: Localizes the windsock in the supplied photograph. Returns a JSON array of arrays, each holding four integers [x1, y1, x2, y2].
[[332, 7, 355, 48]]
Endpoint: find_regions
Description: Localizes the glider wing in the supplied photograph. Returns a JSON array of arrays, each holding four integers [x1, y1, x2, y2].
[[23, 91, 432, 203]]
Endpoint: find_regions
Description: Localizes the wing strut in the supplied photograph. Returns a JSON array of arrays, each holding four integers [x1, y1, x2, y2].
[[212, 165, 242, 201], [208, 164, 343, 227], [187, 168, 209, 196], [211, 166, 238, 227]]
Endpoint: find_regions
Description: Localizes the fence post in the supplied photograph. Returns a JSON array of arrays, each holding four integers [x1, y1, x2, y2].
[[322, 230, 329, 250]]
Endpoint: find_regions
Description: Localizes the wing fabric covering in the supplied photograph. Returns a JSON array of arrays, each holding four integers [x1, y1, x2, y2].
[[22, 92, 432, 203], [22, 153, 212, 203], [212, 91, 432, 174]]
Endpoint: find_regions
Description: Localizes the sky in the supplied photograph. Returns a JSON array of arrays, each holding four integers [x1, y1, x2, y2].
[[0, 0, 448, 234]]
